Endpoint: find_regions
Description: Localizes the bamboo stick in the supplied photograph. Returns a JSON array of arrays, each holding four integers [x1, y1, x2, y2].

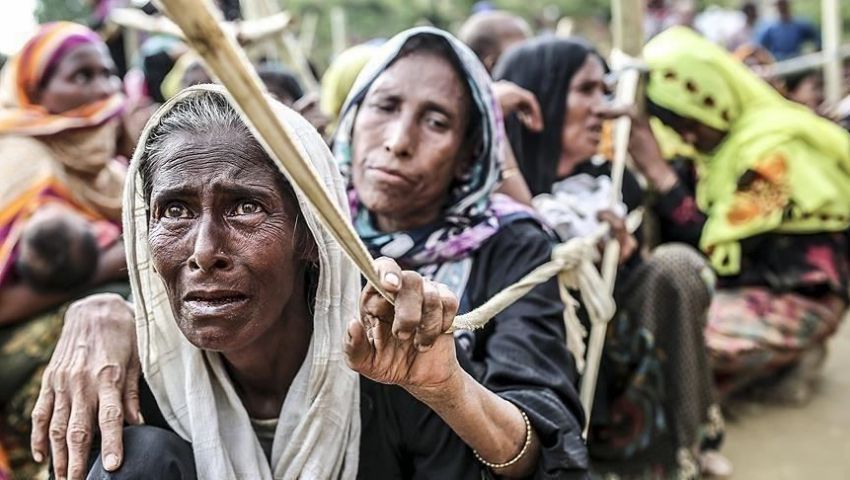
[[822, 0, 842, 104], [759, 44, 850, 78], [579, 0, 644, 436], [108, 7, 292, 46], [154, 0, 391, 300]]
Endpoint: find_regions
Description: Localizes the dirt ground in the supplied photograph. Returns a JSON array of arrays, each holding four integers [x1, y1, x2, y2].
[[722, 322, 850, 479]]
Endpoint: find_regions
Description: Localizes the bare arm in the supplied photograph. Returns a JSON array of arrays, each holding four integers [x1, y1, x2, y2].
[[346, 258, 540, 478], [0, 240, 127, 326]]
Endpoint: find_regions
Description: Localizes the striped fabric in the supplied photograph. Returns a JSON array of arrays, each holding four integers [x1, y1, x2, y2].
[[0, 22, 124, 136]]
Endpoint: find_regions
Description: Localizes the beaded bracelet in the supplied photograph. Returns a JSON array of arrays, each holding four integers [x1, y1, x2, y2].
[[473, 409, 532, 470]]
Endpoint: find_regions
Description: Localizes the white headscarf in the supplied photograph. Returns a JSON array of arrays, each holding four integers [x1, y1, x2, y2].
[[123, 85, 361, 479]]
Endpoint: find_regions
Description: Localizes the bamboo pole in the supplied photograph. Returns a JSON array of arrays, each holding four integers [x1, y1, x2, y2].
[[579, 0, 644, 436], [108, 8, 292, 46], [154, 0, 391, 300], [330, 7, 348, 58], [821, 0, 842, 104], [299, 11, 319, 58], [760, 44, 850, 78]]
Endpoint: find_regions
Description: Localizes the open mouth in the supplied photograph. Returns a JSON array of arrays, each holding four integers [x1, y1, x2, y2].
[[183, 291, 250, 315]]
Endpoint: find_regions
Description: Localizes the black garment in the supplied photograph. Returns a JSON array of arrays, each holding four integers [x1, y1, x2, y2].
[[655, 157, 850, 298], [86, 221, 588, 480], [86, 426, 196, 480], [461, 220, 589, 478], [493, 37, 606, 196]]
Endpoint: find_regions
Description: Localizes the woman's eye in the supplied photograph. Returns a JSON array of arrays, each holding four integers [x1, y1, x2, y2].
[[373, 102, 394, 113], [72, 70, 92, 84], [426, 116, 449, 130], [163, 203, 190, 219], [234, 201, 263, 215]]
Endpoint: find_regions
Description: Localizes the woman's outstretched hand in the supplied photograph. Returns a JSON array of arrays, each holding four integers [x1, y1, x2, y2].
[[30, 293, 139, 480], [345, 257, 461, 397]]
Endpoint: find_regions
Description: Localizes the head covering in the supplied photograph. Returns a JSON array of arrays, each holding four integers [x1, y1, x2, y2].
[[0, 22, 125, 136], [333, 27, 530, 270], [320, 42, 381, 121], [0, 23, 126, 287], [645, 27, 850, 274], [493, 36, 602, 196], [124, 85, 360, 479]]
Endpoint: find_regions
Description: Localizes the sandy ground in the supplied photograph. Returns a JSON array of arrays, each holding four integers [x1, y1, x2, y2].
[[722, 321, 850, 479]]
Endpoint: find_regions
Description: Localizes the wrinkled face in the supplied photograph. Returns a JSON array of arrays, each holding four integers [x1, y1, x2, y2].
[[560, 55, 607, 172], [37, 43, 120, 114], [146, 132, 306, 352], [351, 51, 472, 231]]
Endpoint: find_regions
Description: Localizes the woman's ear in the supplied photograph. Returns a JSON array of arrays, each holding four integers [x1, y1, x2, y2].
[[295, 216, 320, 265]]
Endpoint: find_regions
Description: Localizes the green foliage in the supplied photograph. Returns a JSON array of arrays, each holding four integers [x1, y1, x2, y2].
[[35, 0, 91, 24]]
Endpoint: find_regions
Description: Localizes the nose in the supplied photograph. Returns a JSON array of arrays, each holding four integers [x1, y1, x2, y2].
[[187, 216, 233, 273], [383, 114, 416, 159], [91, 75, 118, 101]]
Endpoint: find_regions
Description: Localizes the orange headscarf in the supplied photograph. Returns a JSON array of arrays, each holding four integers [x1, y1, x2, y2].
[[0, 22, 125, 136]]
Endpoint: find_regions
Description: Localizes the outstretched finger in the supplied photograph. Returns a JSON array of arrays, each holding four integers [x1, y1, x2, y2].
[[361, 257, 403, 323], [517, 92, 544, 132], [48, 388, 71, 480], [344, 317, 374, 370], [437, 284, 460, 333], [98, 382, 126, 472], [393, 271, 424, 341], [65, 397, 95, 480], [413, 281, 444, 351], [123, 358, 142, 426], [30, 380, 55, 464]]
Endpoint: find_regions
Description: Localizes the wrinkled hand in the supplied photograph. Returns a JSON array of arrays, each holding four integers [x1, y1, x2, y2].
[[597, 210, 638, 264], [493, 80, 544, 132], [345, 258, 461, 396], [593, 104, 678, 192], [293, 93, 331, 136], [31, 293, 140, 480]]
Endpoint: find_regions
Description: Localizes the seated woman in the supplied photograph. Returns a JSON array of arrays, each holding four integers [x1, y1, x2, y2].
[[494, 37, 726, 478], [630, 27, 850, 402], [32, 28, 588, 480], [0, 22, 129, 476]]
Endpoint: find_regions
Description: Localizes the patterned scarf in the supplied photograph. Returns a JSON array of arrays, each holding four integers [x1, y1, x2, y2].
[[0, 22, 125, 136], [646, 27, 850, 275], [333, 27, 536, 271]]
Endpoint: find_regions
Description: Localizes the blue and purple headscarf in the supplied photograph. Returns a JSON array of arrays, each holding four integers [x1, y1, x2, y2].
[[333, 27, 533, 270]]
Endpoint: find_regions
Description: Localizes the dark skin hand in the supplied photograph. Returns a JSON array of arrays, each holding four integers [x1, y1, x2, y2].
[[594, 104, 680, 193]]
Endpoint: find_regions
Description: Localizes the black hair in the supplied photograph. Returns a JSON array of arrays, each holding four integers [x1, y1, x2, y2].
[[16, 217, 99, 292], [257, 63, 305, 105]]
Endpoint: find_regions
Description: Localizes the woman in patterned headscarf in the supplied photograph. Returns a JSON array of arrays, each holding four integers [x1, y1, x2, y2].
[[630, 27, 850, 401], [0, 22, 129, 476], [334, 27, 589, 477]]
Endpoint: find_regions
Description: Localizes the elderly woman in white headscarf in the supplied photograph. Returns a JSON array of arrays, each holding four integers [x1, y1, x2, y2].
[[28, 81, 587, 480]]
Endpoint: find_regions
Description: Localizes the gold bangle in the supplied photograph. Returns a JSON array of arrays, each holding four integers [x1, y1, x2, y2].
[[501, 166, 521, 181], [473, 409, 533, 470]]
